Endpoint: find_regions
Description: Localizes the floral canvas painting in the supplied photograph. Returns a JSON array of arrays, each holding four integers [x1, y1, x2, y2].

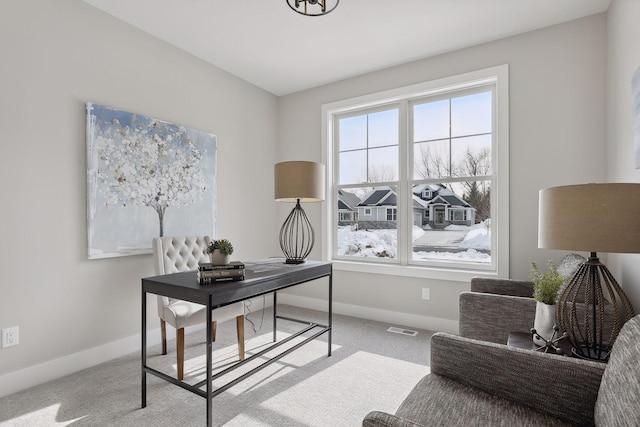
[[86, 103, 216, 259], [633, 66, 640, 169]]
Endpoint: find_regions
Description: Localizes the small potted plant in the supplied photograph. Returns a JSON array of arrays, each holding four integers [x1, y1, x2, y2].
[[530, 260, 565, 345], [206, 239, 234, 265]]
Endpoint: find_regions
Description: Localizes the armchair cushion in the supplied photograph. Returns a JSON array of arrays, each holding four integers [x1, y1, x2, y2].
[[393, 375, 569, 426]]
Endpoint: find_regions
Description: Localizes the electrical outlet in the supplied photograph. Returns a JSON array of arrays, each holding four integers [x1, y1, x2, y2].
[[421, 288, 430, 300], [2, 326, 19, 348]]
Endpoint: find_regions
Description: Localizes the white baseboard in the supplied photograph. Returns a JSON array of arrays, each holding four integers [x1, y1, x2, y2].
[[0, 296, 456, 398], [277, 293, 460, 335], [0, 326, 159, 399], [0, 298, 268, 398]]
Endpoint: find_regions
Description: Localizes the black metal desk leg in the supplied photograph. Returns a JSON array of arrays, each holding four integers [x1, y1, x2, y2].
[[273, 292, 277, 342], [328, 271, 333, 357], [206, 295, 213, 427], [141, 287, 147, 408]]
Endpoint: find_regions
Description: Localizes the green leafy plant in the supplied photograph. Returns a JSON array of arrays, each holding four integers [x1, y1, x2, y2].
[[530, 261, 565, 305], [205, 239, 234, 256]]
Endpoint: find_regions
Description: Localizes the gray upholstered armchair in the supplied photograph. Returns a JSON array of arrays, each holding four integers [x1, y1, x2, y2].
[[363, 314, 640, 426], [459, 253, 586, 344]]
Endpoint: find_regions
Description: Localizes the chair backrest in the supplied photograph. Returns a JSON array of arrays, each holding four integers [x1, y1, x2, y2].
[[594, 314, 640, 426], [152, 236, 211, 275], [152, 236, 211, 314]]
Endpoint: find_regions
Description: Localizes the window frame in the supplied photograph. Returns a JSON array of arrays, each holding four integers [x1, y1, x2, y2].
[[321, 65, 509, 282], [386, 207, 397, 221]]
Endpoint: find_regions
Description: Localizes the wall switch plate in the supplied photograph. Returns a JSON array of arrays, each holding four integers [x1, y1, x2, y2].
[[421, 288, 430, 300], [2, 326, 19, 348]]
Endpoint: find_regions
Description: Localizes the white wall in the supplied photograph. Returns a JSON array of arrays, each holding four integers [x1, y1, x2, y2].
[[606, 0, 640, 310], [277, 14, 607, 327], [0, 0, 279, 393]]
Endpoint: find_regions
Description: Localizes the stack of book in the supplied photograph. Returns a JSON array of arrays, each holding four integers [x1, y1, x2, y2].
[[198, 261, 245, 284]]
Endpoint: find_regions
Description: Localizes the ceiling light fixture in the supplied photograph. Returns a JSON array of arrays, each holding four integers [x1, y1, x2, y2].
[[286, 0, 339, 17]]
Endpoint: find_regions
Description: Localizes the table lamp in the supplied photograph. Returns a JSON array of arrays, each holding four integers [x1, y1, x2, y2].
[[274, 161, 325, 264], [538, 183, 640, 361]]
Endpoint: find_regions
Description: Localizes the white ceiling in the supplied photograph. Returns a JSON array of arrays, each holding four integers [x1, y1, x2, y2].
[[81, 0, 611, 96]]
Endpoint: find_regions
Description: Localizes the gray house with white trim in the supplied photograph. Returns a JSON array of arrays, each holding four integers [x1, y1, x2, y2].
[[354, 185, 476, 230]]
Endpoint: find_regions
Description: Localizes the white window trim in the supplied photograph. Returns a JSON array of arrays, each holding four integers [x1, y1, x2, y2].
[[321, 65, 509, 282]]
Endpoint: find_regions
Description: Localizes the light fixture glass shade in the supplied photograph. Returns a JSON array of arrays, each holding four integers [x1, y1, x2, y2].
[[286, 0, 340, 16], [538, 183, 640, 360], [274, 161, 325, 264]]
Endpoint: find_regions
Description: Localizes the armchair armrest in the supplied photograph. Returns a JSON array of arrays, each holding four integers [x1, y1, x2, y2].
[[470, 277, 534, 297], [362, 411, 425, 427], [430, 333, 606, 426], [459, 291, 536, 343]]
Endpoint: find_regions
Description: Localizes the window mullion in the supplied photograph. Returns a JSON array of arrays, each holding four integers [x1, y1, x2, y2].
[[398, 100, 409, 265]]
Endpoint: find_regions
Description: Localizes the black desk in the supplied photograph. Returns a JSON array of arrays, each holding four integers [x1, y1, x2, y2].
[[141, 259, 332, 426]]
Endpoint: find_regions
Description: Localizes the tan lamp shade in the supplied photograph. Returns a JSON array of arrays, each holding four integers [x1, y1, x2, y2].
[[538, 183, 640, 253], [274, 161, 325, 202]]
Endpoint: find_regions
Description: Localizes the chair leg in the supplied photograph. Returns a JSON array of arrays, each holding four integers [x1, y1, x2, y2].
[[177, 328, 185, 380], [160, 319, 167, 355], [212, 321, 217, 342], [236, 315, 245, 361]]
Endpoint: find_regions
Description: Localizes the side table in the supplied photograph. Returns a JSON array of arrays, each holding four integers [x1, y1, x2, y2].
[[507, 331, 572, 356]]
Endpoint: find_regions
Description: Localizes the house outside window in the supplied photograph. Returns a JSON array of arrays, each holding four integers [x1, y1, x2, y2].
[[323, 66, 509, 280]]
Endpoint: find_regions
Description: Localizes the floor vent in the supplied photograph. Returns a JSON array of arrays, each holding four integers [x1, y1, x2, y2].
[[386, 327, 418, 337]]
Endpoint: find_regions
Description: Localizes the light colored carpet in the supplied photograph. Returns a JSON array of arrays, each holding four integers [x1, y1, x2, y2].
[[0, 305, 432, 426]]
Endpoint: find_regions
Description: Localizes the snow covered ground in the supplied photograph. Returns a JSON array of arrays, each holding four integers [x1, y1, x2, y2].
[[337, 221, 491, 263]]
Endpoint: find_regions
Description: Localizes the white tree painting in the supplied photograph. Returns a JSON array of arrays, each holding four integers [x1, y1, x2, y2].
[[633, 66, 640, 169], [86, 103, 216, 259]]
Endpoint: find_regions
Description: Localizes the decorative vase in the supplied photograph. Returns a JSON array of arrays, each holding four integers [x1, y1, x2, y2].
[[210, 249, 230, 266], [533, 301, 556, 346]]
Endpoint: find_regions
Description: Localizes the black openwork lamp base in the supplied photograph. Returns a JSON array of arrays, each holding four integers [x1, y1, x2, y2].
[[556, 253, 635, 362], [279, 199, 315, 264]]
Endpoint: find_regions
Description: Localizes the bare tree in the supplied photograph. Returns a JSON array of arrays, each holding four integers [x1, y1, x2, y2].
[[457, 148, 491, 221], [415, 144, 450, 180], [362, 164, 397, 183]]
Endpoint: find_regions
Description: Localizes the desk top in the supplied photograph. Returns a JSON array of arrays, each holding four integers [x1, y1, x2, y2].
[[142, 259, 332, 308]]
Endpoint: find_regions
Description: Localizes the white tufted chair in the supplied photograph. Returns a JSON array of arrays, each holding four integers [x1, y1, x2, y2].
[[152, 236, 245, 380]]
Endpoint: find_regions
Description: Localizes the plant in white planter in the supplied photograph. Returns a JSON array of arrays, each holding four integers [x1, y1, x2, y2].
[[205, 239, 234, 265], [530, 260, 565, 346]]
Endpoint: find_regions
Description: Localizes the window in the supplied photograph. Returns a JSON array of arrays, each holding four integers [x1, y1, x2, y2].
[[339, 212, 352, 222], [386, 207, 397, 221], [322, 66, 509, 280]]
